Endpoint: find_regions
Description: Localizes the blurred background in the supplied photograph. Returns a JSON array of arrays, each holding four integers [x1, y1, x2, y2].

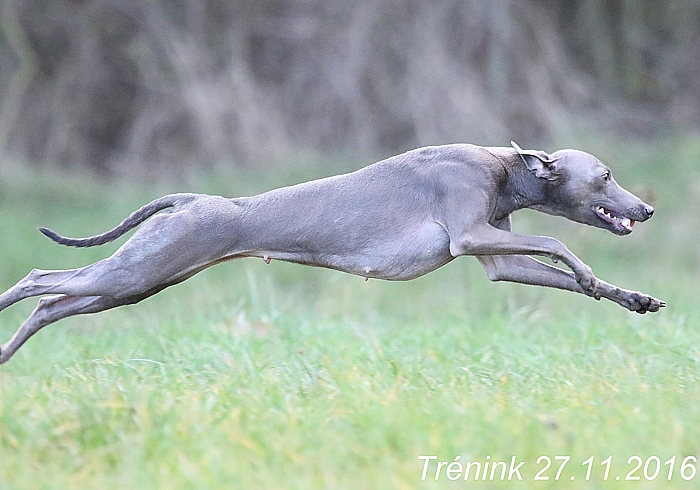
[[0, 0, 698, 179]]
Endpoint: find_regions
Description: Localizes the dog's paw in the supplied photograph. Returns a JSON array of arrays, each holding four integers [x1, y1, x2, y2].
[[574, 264, 598, 295], [0, 343, 12, 365], [626, 292, 666, 314]]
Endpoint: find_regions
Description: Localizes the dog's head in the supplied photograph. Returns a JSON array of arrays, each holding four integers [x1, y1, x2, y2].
[[511, 142, 654, 235]]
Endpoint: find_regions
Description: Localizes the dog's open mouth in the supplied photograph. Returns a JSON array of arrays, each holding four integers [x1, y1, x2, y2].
[[595, 206, 635, 233]]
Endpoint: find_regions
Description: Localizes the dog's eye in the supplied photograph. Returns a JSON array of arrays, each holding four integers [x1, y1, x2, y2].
[[602, 171, 611, 182]]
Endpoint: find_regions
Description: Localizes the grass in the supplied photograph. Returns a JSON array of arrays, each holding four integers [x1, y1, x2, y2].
[[1, 136, 700, 489]]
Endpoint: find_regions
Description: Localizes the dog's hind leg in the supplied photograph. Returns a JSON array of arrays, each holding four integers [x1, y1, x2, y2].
[[0, 268, 87, 313], [0, 256, 225, 364], [0, 198, 243, 313], [0, 294, 128, 364], [0, 271, 182, 364]]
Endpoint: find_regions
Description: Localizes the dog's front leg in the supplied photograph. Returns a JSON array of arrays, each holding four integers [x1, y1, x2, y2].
[[477, 255, 665, 313], [592, 281, 666, 313], [451, 224, 598, 294]]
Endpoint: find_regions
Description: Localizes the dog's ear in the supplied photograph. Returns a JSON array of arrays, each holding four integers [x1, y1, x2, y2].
[[511, 141, 559, 181]]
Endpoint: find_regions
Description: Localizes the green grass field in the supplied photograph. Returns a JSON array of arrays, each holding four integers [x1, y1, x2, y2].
[[1, 137, 699, 489]]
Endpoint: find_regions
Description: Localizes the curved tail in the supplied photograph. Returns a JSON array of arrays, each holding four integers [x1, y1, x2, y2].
[[39, 194, 191, 248]]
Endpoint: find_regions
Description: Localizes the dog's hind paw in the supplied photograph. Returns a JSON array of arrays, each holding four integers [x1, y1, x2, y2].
[[0, 344, 11, 364]]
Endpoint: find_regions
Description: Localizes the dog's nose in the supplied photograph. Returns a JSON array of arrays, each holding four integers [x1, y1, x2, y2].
[[644, 205, 654, 218]]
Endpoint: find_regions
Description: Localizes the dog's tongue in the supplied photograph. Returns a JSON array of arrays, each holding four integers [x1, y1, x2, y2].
[[619, 216, 635, 231]]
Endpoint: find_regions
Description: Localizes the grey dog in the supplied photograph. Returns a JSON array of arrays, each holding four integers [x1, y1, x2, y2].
[[0, 142, 664, 364]]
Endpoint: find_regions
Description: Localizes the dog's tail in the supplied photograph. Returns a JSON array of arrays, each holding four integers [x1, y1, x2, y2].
[[39, 194, 193, 248]]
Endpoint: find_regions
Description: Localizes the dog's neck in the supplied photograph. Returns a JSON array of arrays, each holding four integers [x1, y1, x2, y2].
[[493, 151, 557, 220]]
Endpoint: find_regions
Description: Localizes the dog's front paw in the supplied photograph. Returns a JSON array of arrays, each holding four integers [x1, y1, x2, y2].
[[625, 291, 666, 314], [574, 264, 598, 295]]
